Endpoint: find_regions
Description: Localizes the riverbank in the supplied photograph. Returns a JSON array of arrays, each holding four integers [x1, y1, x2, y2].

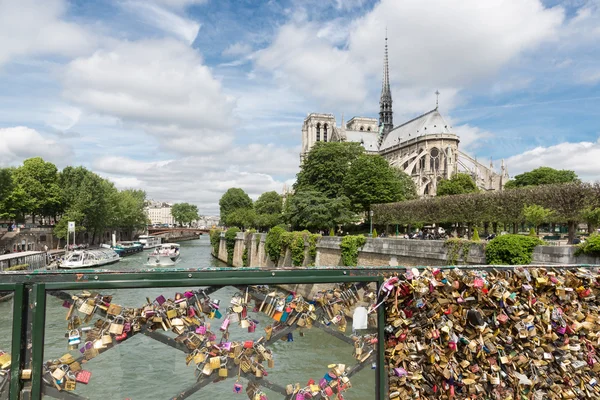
[[214, 232, 600, 267]]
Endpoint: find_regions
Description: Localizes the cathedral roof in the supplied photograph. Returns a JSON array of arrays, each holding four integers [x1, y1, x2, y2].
[[380, 108, 453, 150], [345, 130, 380, 152]]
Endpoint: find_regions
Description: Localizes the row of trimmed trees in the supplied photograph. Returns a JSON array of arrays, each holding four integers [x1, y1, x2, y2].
[[373, 182, 600, 243]]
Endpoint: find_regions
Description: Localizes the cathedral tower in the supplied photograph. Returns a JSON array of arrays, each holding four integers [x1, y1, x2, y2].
[[379, 35, 393, 134]]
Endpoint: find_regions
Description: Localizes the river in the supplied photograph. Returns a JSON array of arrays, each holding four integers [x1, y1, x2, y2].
[[0, 236, 376, 399]]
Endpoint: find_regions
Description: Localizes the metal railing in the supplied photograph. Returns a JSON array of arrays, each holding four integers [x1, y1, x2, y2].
[[0, 267, 387, 400]]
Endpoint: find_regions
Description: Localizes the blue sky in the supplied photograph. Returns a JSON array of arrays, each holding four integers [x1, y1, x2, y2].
[[1, 0, 599, 214]]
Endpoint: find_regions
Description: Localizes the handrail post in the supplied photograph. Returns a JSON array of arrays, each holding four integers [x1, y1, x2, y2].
[[29, 284, 46, 400], [9, 284, 25, 400]]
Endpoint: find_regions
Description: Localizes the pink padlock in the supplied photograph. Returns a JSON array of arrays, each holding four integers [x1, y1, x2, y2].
[[296, 393, 305, 400], [233, 382, 243, 393], [449, 341, 457, 351], [220, 317, 230, 331], [248, 322, 256, 333], [196, 326, 206, 335], [324, 386, 334, 396]]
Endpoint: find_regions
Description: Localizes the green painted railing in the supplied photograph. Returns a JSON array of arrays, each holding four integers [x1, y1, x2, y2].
[[0, 267, 388, 400]]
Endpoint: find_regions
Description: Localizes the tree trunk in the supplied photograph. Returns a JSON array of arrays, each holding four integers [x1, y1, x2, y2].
[[92, 230, 97, 245], [492, 222, 498, 234], [551, 223, 556, 234], [467, 223, 472, 239], [483, 222, 489, 236], [536, 225, 540, 235], [567, 221, 576, 244]]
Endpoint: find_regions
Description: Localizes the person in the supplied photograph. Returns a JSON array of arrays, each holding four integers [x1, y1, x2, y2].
[[44, 244, 48, 253], [572, 236, 581, 245]]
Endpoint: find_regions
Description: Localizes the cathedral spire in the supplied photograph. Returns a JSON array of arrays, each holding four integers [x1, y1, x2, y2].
[[379, 32, 393, 134]]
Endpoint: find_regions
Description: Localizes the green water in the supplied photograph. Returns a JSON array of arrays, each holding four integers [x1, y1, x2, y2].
[[0, 236, 377, 399]]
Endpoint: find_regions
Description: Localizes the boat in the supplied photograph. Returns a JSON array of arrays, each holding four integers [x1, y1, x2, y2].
[[147, 243, 180, 266], [101, 241, 144, 257], [138, 235, 161, 250], [59, 248, 121, 269]]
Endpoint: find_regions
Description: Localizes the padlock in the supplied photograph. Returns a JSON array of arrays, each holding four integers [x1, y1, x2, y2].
[[109, 316, 124, 335], [68, 329, 81, 346], [52, 364, 69, 381], [220, 316, 230, 331], [233, 381, 243, 393]]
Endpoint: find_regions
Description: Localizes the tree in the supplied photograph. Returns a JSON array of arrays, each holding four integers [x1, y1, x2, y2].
[[219, 188, 253, 225], [504, 166, 579, 189], [343, 154, 415, 212], [284, 190, 357, 231], [254, 191, 283, 230], [111, 189, 148, 233], [12, 157, 63, 222], [523, 204, 553, 235], [582, 207, 600, 233], [436, 173, 478, 196], [226, 208, 256, 230], [294, 142, 364, 199], [171, 203, 200, 226]]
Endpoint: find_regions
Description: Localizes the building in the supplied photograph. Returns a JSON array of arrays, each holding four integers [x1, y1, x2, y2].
[[145, 201, 174, 225], [301, 36, 509, 196]]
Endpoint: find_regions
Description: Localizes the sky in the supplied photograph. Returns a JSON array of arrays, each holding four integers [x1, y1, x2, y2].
[[0, 0, 599, 215]]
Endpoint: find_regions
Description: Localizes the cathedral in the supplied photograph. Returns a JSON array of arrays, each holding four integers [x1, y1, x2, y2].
[[300, 37, 509, 196]]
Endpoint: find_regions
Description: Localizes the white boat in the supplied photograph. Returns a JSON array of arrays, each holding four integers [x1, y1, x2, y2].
[[59, 248, 121, 269], [138, 235, 161, 250], [147, 243, 180, 266]]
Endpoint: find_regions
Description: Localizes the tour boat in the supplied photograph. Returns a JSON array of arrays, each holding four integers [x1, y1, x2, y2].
[[147, 243, 180, 266], [138, 235, 161, 250], [59, 248, 121, 269], [102, 241, 144, 257]]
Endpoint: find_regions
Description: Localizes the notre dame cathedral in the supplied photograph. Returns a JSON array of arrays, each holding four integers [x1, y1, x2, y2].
[[300, 37, 509, 196]]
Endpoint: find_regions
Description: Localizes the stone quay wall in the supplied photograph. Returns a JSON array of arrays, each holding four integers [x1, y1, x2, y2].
[[214, 233, 600, 268]]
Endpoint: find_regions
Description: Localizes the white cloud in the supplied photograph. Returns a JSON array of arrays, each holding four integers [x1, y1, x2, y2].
[[0, 126, 72, 166], [255, 0, 564, 107], [62, 39, 235, 154], [148, 0, 207, 9], [92, 143, 299, 214], [578, 69, 600, 85], [504, 138, 600, 181], [120, 1, 200, 45], [254, 21, 368, 107], [223, 43, 253, 57], [453, 124, 494, 152], [0, 0, 94, 67]]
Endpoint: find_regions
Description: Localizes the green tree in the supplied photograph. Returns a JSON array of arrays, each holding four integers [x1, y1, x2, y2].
[[219, 188, 253, 225], [343, 154, 415, 212], [505, 166, 579, 189], [436, 173, 478, 196], [254, 191, 283, 230], [394, 169, 418, 200], [226, 207, 256, 230], [171, 203, 200, 226], [13, 157, 63, 222], [523, 204, 553, 235], [112, 189, 148, 233], [581, 207, 600, 233], [284, 190, 357, 231], [294, 142, 364, 198]]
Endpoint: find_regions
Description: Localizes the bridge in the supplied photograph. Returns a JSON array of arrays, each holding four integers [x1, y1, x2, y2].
[[147, 227, 211, 236]]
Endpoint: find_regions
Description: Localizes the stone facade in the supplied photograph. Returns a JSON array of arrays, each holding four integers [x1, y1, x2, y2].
[[300, 37, 509, 196]]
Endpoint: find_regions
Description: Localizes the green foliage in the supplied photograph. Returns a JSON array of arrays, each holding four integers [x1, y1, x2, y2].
[[209, 229, 222, 255], [472, 228, 480, 241], [436, 173, 478, 196], [171, 203, 200, 226], [329, 228, 335, 236], [242, 247, 248, 267], [225, 227, 240, 265], [226, 208, 256, 230], [112, 189, 148, 231], [582, 207, 600, 231], [295, 142, 364, 199], [340, 235, 366, 266], [265, 225, 287, 264], [523, 204, 553, 233], [485, 234, 543, 265], [13, 157, 63, 221], [343, 154, 415, 212], [5, 264, 29, 271], [576, 234, 600, 257], [254, 191, 282, 215], [307, 233, 320, 266], [284, 190, 357, 231], [289, 233, 306, 266], [444, 238, 476, 265], [372, 228, 378, 238], [529, 227, 536, 236], [505, 166, 579, 189], [219, 188, 253, 226]]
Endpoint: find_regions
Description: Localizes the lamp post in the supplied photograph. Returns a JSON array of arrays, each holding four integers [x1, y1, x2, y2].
[[369, 210, 374, 237]]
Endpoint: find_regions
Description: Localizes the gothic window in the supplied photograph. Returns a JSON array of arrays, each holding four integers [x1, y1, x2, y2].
[[367, 127, 371, 131], [360, 126, 364, 131], [430, 148, 440, 171], [419, 155, 426, 171], [316, 123, 321, 141], [324, 124, 328, 142]]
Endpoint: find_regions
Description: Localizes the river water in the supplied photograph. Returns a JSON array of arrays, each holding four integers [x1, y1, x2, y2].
[[0, 236, 377, 399]]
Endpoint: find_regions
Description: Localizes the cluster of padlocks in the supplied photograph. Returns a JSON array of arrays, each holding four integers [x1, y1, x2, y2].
[[40, 284, 370, 398], [383, 267, 600, 399], [0, 350, 10, 394]]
